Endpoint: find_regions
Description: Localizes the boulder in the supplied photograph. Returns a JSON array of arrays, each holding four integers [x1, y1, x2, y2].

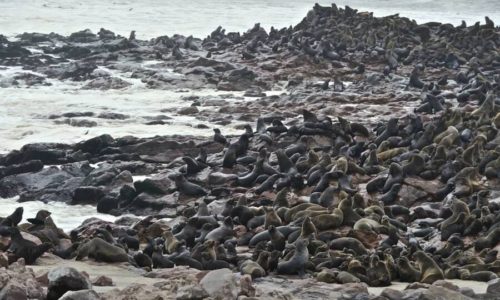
[[47, 267, 92, 300], [199, 268, 239, 299], [487, 278, 500, 295]]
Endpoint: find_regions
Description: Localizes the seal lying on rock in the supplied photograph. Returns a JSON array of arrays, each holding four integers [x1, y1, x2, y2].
[[75, 237, 129, 263]]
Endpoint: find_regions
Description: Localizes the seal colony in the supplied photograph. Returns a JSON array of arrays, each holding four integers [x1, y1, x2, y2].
[[0, 3, 500, 299]]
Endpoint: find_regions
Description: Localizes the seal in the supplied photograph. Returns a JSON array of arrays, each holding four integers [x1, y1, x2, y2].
[[312, 208, 343, 231], [240, 259, 266, 278], [163, 229, 181, 254], [264, 207, 282, 229], [205, 217, 234, 242], [152, 244, 175, 268], [75, 237, 129, 263], [329, 237, 368, 256], [339, 198, 361, 226], [26, 209, 51, 226], [7, 227, 52, 264], [367, 254, 391, 286], [268, 225, 286, 251], [213, 128, 228, 145], [475, 227, 500, 251], [133, 251, 152, 269], [173, 174, 207, 196], [413, 250, 444, 283], [174, 218, 198, 247], [396, 256, 421, 282], [277, 238, 309, 276], [1, 207, 23, 227]]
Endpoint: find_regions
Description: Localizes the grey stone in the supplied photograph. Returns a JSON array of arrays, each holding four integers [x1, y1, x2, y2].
[[47, 267, 92, 300], [200, 268, 238, 299]]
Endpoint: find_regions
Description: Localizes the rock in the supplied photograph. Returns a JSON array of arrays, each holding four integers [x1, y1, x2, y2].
[[199, 268, 239, 299], [0, 252, 9, 268], [97, 112, 129, 120], [459, 287, 476, 298], [432, 280, 459, 291], [239, 275, 256, 297], [0, 282, 28, 300], [91, 275, 113, 286], [406, 282, 430, 290], [0, 258, 44, 299], [75, 134, 115, 155], [82, 77, 131, 90], [381, 288, 405, 300], [175, 286, 209, 300], [420, 286, 473, 300], [47, 267, 92, 300], [0, 160, 43, 178], [133, 174, 174, 195], [243, 87, 266, 97], [398, 184, 428, 207], [72, 186, 104, 205], [487, 278, 500, 295], [177, 106, 199, 115], [59, 289, 101, 300]]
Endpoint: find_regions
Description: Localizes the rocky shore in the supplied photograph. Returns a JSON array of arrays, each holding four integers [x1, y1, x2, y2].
[[0, 3, 499, 299]]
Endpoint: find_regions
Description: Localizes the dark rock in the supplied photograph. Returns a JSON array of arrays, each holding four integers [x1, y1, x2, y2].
[[72, 186, 104, 205], [47, 267, 92, 300]]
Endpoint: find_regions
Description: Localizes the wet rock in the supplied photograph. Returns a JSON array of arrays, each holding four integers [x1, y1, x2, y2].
[[133, 174, 174, 195], [59, 289, 101, 300], [0, 160, 43, 178], [82, 77, 131, 90], [54, 119, 98, 128], [200, 268, 239, 299], [97, 112, 129, 120], [177, 106, 199, 115], [244, 87, 266, 97], [0, 163, 89, 201], [75, 134, 115, 155], [47, 267, 92, 300], [72, 186, 104, 205]]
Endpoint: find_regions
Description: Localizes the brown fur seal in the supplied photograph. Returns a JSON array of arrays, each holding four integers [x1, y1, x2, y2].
[[277, 238, 309, 276], [240, 259, 266, 278], [7, 227, 51, 264], [312, 208, 343, 231], [397, 256, 421, 282], [76, 237, 128, 263], [413, 250, 444, 284]]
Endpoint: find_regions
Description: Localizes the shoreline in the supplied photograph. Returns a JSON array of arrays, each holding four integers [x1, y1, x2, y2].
[[1, 3, 499, 299]]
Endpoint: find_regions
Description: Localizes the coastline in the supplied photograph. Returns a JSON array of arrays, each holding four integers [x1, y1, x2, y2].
[[1, 3, 499, 299]]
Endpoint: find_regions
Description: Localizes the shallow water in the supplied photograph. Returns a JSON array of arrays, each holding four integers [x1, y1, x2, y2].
[[0, 0, 497, 39], [0, 196, 117, 232]]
